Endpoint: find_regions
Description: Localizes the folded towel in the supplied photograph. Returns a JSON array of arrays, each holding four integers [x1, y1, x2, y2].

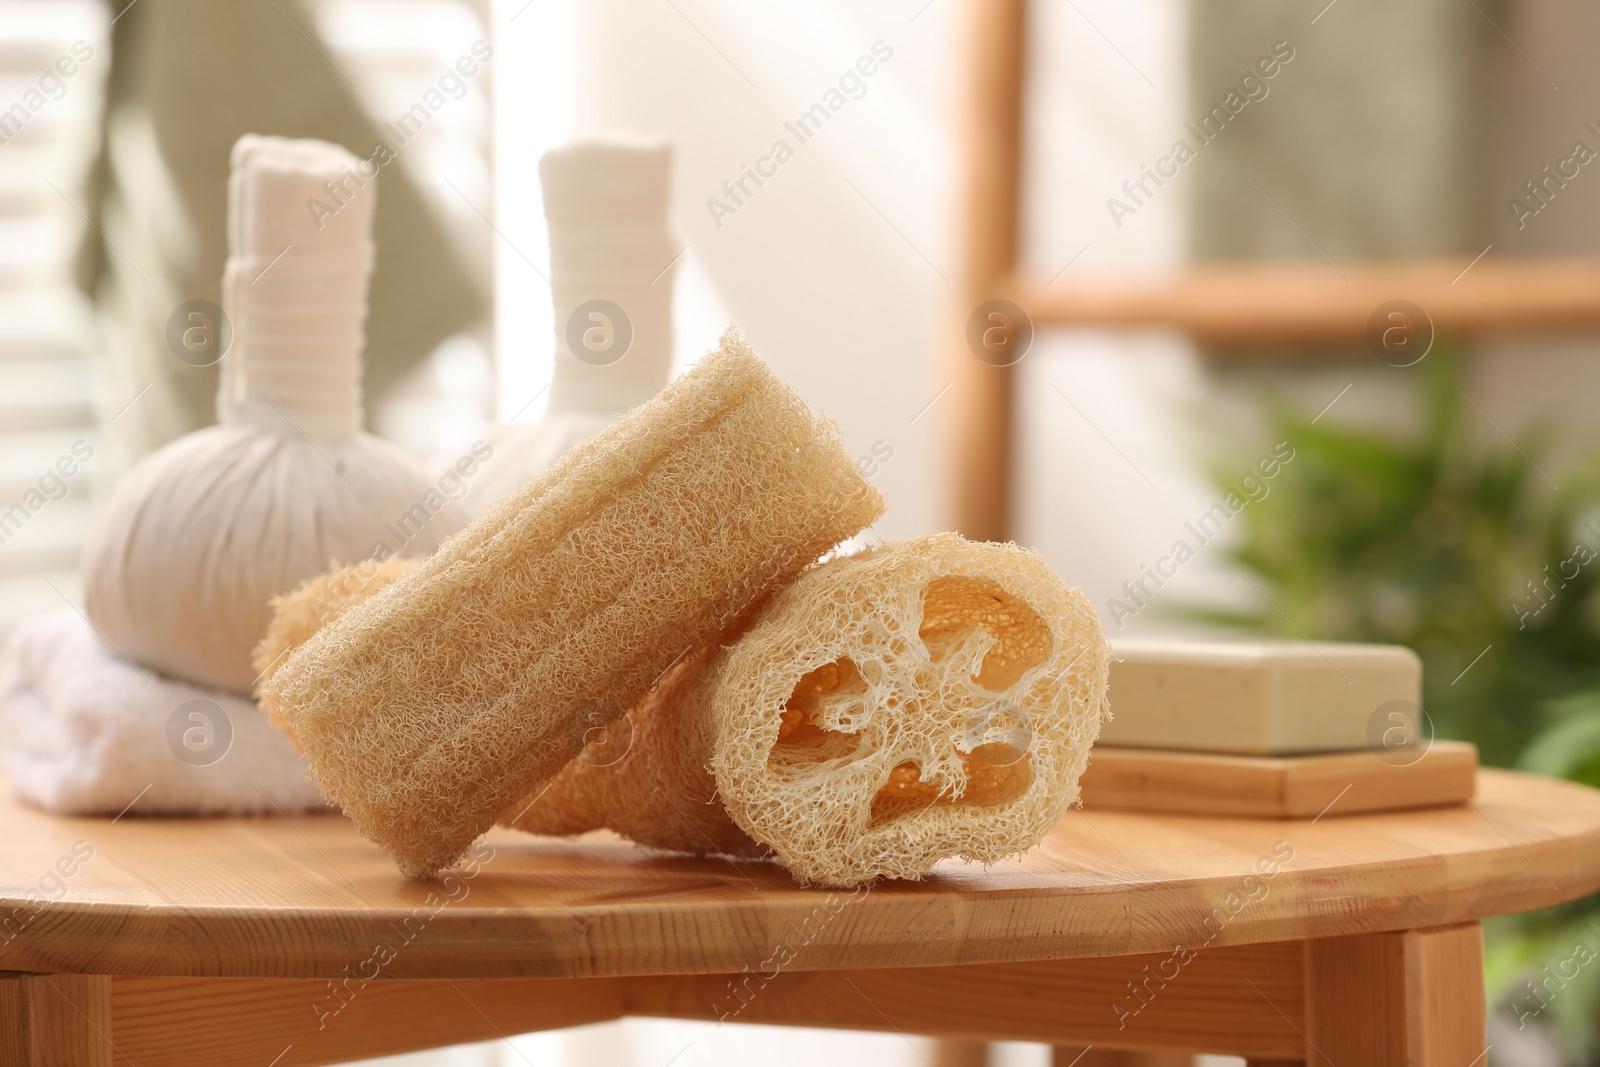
[[0, 609, 327, 815]]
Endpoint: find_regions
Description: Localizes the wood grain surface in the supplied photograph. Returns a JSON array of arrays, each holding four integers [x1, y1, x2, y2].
[[1079, 741, 1477, 818], [109, 943, 1309, 1066], [1302, 923, 1485, 1066], [0, 770, 1596, 981], [0, 972, 113, 1066], [109, 974, 627, 1067]]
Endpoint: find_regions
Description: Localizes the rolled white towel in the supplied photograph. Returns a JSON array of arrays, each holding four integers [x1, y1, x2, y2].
[[0, 610, 328, 816]]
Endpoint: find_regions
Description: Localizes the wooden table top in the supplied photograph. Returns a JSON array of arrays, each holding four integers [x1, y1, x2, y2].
[[2, 769, 1597, 981]]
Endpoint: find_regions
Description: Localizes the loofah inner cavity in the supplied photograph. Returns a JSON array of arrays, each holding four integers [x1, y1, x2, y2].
[[918, 576, 1051, 690], [711, 533, 1110, 887], [767, 574, 1051, 829]]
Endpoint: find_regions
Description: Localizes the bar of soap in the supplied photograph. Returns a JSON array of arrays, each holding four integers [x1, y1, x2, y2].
[[1101, 639, 1421, 755]]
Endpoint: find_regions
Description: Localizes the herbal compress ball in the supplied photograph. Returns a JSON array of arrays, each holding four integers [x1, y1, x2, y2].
[[82, 135, 461, 694], [261, 332, 885, 878], [511, 534, 1111, 887]]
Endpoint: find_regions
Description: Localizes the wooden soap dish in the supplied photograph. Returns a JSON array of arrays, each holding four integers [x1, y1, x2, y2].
[[1078, 740, 1478, 819]]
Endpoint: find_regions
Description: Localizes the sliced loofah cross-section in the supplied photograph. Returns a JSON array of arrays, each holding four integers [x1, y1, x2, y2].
[[259, 331, 885, 878], [511, 533, 1111, 887]]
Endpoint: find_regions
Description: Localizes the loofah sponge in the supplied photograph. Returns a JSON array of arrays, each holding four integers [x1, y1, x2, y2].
[[509, 645, 767, 858], [510, 533, 1110, 887], [251, 556, 420, 732], [260, 331, 885, 878], [266, 561, 760, 852]]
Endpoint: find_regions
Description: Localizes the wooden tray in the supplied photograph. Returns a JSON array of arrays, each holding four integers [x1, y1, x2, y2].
[[1079, 740, 1478, 819]]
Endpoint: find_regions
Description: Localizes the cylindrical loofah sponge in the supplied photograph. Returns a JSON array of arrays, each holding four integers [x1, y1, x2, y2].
[[509, 644, 768, 858], [260, 331, 886, 878], [509, 534, 1110, 887]]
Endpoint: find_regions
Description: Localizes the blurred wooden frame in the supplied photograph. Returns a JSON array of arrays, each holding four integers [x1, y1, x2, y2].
[[951, 0, 1600, 541]]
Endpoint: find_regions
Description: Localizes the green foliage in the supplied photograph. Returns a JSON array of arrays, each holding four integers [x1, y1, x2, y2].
[[1520, 690, 1600, 790], [1485, 911, 1600, 1053], [1182, 351, 1600, 767]]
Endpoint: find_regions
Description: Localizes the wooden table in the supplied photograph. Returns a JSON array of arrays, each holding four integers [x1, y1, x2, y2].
[[3, 768, 1599, 1066]]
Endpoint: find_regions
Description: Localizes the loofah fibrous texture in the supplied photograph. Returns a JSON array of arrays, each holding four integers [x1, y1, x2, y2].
[[511, 533, 1111, 887], [268, 560, 760, 853], [252, 556, 420, 733], [260, 331, 885, 878], [507, 645, 767, 858]]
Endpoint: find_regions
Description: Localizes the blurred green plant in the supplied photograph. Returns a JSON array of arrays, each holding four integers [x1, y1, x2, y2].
[[1184, 349, 1600, 1059], [1484, 906, 1600, 1057], [1504, 687, 1600, 1061]]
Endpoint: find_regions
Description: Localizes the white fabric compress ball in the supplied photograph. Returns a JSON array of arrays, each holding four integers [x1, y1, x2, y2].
[[83, 135, 462, 694]]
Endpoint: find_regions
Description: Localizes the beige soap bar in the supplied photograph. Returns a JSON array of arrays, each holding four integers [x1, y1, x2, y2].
[[1101, 639, 1422, 755]]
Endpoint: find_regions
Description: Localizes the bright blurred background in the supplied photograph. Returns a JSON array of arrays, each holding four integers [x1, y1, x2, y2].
[[6, 0, 1600, 1063]]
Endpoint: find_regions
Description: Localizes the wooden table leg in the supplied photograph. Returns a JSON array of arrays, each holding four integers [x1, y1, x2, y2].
[[0, 973, 115, 1067], [1302, 922, 1485, 1066]]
